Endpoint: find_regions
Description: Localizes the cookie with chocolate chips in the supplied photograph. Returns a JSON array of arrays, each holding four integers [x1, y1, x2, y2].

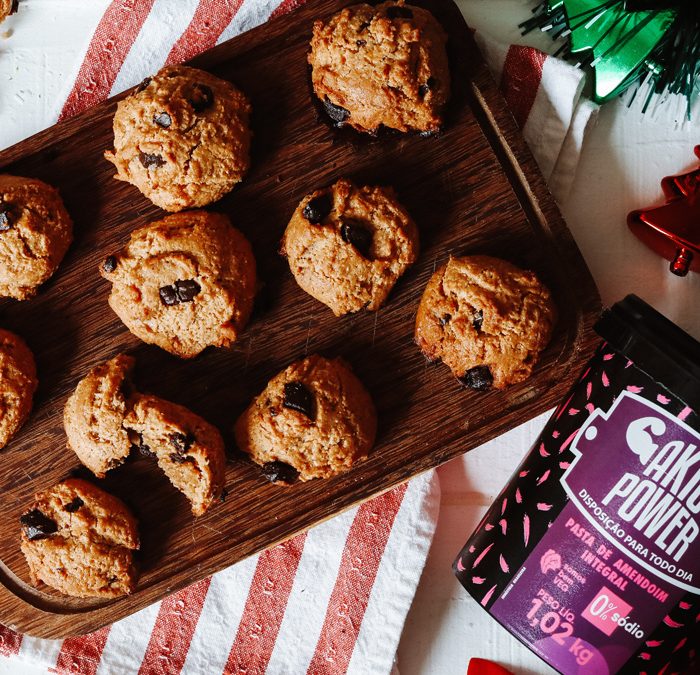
[[20, 478, 139, 598], [308, 1, 450, 134], [100, 210, 256, 358], [0, 174, 73, 300], [281, 178, 419, 316], [64, 354, 135, 478], [0, 328, 37, 450], [123, 394, 226, 516], [415, 256, 556, 389], [235, 354, 377, 482], [104, 65, 252, 212]]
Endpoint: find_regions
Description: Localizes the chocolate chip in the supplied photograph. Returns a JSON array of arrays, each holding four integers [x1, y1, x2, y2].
[[169, 432, 194, 454], [419, 77, 436, 99], [358, 20, 370, 32], [20, 509, 58, 541], [261, 461, 299, 484], [103, 255, 117, 273], [64, 497, 84, 513], [189, 84, 214, 112], [472, 309, 484, 332], [439, 313, 451, 326], [159, 284, 179, 306], [340, 220, 372, 258], [159, 280, 200, 305], [136, 77, 152, 93], [302, 193, 333, 224], [283, 381, 315, 420], [169, 453, 195, 464], [269, 406, 279, 417], [356, 39, 366, 47], [129, 432, 154, 458], [386, 6, 413, 19], [139, 151, 166, 168], [175, 279, 201, 302], [138, 442, 155, 458], [153, 112, 172, 128], [460, 366, 493, 391], [322, 96, 350, 125], [10, 0, 19, 15], [0, 208, 12, 232]]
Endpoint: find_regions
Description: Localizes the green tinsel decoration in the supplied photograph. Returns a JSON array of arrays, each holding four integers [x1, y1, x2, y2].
[[520, 1, 700, 115]]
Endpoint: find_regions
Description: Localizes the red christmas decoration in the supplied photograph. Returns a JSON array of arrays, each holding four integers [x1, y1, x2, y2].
[[628, 146, 700, 276], [467, 658, 514, 675]]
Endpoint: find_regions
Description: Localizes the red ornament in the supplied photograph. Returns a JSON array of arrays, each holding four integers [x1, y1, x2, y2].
[[627, 145, 700, 276], [467, 658, 514, 675]]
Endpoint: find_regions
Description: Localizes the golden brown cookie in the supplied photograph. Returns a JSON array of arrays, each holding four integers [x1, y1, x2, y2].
[[0, 0, 18, 23], [0, 328, 37, 450], [100, 210, 256, 358], [20, 478, 139, 598], [415, 256, 556, 389], [105, 65, 252, 212], [64, 354, 135, 478], [235, 354, 377, 483], [309, 1, 449, 134], [281, 178, 419, 316], [0, 175, 73, 300], [124, 394, 226, 516]]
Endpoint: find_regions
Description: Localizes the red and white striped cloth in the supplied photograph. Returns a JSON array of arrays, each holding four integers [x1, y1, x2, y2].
[[0, 2, 596, 673]]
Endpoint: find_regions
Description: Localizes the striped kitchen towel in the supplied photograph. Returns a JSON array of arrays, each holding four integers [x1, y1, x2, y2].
[[1, 476, 439, 674], [0, 1, 596, 673]]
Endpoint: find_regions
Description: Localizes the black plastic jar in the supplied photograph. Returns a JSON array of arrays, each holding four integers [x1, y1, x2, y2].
[[455, 295, 699, 674]]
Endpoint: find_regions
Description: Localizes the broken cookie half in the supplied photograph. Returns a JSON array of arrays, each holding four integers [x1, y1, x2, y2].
[[63, 354, 226, 516]]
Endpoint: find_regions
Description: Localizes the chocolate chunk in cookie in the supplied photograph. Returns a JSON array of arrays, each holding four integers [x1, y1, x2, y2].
[[261, 461, 300, 485]]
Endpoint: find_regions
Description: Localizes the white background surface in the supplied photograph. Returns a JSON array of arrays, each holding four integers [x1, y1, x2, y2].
[[0, 1, 698, 673]]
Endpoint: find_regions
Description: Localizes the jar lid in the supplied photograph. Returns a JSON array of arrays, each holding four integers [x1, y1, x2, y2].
[[595, 295, 700, 412]]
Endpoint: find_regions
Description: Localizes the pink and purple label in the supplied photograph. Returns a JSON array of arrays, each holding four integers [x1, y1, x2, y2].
[[455, 345, 700, 674]]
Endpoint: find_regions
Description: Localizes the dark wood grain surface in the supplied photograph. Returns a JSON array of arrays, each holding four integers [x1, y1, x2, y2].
[[0, 0, 600, 638]]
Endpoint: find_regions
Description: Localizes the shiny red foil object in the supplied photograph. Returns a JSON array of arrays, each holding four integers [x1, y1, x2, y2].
[[627, 145, 700, 276], [467, 658, 515, 675]]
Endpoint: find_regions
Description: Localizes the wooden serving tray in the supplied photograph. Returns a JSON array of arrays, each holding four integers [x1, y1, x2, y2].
[[0, 0, 600, 638]]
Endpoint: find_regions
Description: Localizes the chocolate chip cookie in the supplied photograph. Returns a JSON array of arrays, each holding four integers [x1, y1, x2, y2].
[[0, 175, 73, 300], [20, 478, 139, 598], [64, 354, 135, 478], [415, 256, 556, 389], [309, 1, 449, 134], [105, 65, 252, 212], [0, 328, 37, 450], [281, 178, 419, 315], [235, 354, 377, 483], [101, 210, 256, 358], [124, 394, 226, 516]]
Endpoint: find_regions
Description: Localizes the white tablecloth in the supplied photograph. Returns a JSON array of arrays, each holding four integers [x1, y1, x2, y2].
[[0, 1, 697, 673]]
